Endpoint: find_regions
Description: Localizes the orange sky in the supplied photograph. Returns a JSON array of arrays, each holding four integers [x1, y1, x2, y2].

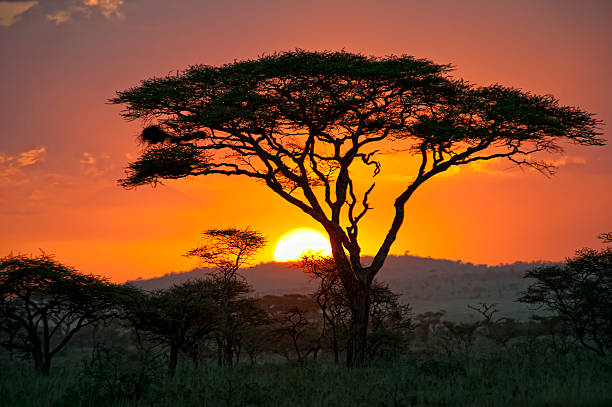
[[0, 0, 610, 282]]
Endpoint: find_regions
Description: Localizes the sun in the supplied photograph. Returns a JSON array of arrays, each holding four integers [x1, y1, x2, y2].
[[273, 228, 332, 262]]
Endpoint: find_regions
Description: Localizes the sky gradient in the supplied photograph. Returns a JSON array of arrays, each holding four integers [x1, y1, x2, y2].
[[1, 0, 610, 282]]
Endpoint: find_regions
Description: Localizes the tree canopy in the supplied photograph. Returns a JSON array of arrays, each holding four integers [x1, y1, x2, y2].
[[185, 227, 266, 283], [112, 50, 602, 276], [184, 227, 266, 367], [519, 235, 612, 356], [0, 253, 118, 375], [112, 50, 604, 367]]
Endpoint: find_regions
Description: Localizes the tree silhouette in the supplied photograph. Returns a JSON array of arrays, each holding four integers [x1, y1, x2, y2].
[[519, 234, 612, 355], [207, 278, 263, 367], [298, 252, 412, 362], [0, 253, 117, 375], [185, 228, 266, 284], [367, 282, 413, 360], [599, 232, 612, 244], [185, 227, 266, 366], [119, 280, 218, 376], [111, 50, 604, 367], [297, 253, 349, 363]]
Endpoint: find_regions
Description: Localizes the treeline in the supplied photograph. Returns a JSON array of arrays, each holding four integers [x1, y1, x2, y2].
[[1, 230, 610, 380]]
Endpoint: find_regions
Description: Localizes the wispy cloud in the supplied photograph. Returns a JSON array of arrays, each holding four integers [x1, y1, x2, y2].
[[79, 151, 114, 176], [16, 146, 46, 166], [47, 0, 125, 24], [0, 147, 46, 185], [550, 156, 587, 167], [79, 151, 96, 166], [0, 1, 38, 27]]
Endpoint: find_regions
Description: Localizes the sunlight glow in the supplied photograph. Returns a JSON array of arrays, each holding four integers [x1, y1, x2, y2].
[[273, 228, 332, 262]]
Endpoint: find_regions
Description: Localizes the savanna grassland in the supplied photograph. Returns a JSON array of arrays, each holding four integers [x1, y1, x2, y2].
[[1, 342, 611, 407], [2, 239, 611, 407]]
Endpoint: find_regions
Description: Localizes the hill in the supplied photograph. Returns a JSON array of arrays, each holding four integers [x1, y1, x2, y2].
[[128, 255, 552, 321]]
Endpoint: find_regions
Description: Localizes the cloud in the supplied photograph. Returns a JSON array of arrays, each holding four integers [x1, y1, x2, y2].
[[0, 1, 38, 27], [0, 146, 46, 185], [0, 147, 46, 168], [16, 146, 46, 166], [79, 151, 116, 176], [47, 0, 125, 24], [550, 156, 587, 167], [464, 155, 587, 176], [79, 152, 96, 165], [468, 160, 508, 176], [82, 0, 124, 18], [46, 8, 69, 24]]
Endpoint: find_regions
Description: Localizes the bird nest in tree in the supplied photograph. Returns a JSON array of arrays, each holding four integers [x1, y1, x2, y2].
[[140, 125, 169, 144]]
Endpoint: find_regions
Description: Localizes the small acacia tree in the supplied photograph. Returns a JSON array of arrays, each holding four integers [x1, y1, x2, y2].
[[112, 50, 603, 367], [185, 227, 266, 366], [519, 234, 612, 356], [185, 228, 267, 284], [297, 253, 349, 363], [0, 253, 117, 375], [120, 280, 218, 376], [298, 252, 412, 362]]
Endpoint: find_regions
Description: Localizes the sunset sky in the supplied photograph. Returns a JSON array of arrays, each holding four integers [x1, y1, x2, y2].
[[1, 0, 610, 282]]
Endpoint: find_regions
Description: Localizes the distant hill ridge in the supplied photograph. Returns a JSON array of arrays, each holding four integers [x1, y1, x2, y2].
[[128, 255, 553, 321]]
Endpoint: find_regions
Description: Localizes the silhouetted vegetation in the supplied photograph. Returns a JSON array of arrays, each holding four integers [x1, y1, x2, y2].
[[519, 233, 612, 355], [0, 253, 118, 375], [185, 227, 267, 367], [2, 235, 612, 405], [111, 50, 604, 367], [119, 280, 218, 376], [297, 252, 413, 363]]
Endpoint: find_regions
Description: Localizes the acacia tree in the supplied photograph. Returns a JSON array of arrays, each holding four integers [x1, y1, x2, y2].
[[0, 253, 117, 375], [298, 253, 349, 363], [185, 227, 266, 366], [120, 280, 218, 376], [185, 228, 266, 285], [111, 50, 603, 367], [519, 234, 612, 356], [298, 252, 411, 362]]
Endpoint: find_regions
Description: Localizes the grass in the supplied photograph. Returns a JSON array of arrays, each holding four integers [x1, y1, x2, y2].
[[1, 345, 611, 407]]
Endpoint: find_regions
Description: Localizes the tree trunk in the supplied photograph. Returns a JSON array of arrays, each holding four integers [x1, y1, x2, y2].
[[41, 356, 51, 376], [32, 351, 43, 374], [332, 325, 339, 364], [235, 341, 241, 364], [223, 336, 234, 367], [34, 353, 51, 376], [327, 227, 374, 368], [169, 344, 178, 376], [190, 344, 200, 368], [216, 338, 223, 367], [346, 281, 370, 368], [32, 347, 51, 376], [221, 296, 234, 367]]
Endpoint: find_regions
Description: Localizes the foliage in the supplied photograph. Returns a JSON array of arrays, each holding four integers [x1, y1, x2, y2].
[[598, 232, 612, 243], [296, 253, 349, 362], [468, 302, 522, 349], [118, 280, 218, 375], [297, 253, 413, 362], [529, 315, 576, 354], [0, 253, 118, 375], [57, 344, 165, 406], [208, 278, 267, 367], [258, 294, 323, 362], [185, 227, 267, 367], [112, 49, 604, 366], [519, 236, 612, 355], [185, 227, 267, 282]]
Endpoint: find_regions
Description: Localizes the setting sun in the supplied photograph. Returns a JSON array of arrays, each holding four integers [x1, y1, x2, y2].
[[273, 228, 332, 262]]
